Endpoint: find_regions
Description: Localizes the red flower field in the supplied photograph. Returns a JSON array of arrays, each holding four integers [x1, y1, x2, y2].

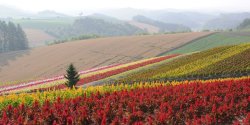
[[1, 78, 249, 124]]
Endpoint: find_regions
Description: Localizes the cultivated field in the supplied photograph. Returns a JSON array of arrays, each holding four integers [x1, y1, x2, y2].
[[23, 28, 56, 47], [128, 21, 160, 33], [117, 43, 250, 82], [0, 32, 211, 83], [165, 31, 250, 54]]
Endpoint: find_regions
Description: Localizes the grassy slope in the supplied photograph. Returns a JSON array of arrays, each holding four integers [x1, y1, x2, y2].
[[165, 32, 250, 54], [115, 43, 250, 82]]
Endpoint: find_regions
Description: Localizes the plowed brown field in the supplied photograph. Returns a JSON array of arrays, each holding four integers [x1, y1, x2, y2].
[[0, 32, 212, 82], [24, 28, 56, 47]]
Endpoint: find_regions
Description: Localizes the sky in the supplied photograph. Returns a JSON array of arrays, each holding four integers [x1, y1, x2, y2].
[[0, 0, 250, 14]]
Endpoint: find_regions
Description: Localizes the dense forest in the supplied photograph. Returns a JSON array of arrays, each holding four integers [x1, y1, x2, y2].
[[0, 21, 28, 53], [46, 17, 144, 38]]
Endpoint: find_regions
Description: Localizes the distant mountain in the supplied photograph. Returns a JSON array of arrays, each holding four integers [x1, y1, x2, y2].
[[88, 13, 124, 24], [133, 15, 191, 32], [100, 8, 216, 30], [46, 17, 145, 38], [147, 12, 215, 30], [0, 5, 31, 18], [203, 13, 250, 30], [99, 8, 148, 20], [0, 5, 70, 19], [36, 10, 69, 18]]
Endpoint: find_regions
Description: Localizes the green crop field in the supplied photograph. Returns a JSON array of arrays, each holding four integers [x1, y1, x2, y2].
[[165, 32, 250, 54]]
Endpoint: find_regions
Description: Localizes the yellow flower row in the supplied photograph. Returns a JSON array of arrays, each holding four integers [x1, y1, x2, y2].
[[153, 43, 250, 78], [5, 56, 162, 94]]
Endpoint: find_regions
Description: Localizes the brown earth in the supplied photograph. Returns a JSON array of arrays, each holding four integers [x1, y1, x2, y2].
[[128, 21, 159, 33], [0, 32, 212, 82], [23, 28, 56, 47]]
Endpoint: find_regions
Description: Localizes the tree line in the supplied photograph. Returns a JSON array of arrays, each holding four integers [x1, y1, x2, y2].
[[0, 21, 28, 53]]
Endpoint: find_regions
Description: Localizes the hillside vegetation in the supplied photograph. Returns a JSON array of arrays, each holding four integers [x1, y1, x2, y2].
[[115, 43, 250, 82], [133, 15, 191, 32], [46, 17, 144, 38], [0, 32, 211, 82], [165, 32, 250, 54]]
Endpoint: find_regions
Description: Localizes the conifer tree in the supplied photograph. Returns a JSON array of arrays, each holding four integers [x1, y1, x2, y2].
[[64, 64, 80, 89], [0, 21, 28, 53]]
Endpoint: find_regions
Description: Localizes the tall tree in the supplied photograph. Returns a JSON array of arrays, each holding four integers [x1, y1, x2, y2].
[[0, 21, 28, 53], [64, 64, 80, 89], [16, 24, 28, 50]]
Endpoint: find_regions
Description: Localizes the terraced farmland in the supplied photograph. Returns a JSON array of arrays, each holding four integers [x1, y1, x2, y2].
[[0, 32, 211, 83]]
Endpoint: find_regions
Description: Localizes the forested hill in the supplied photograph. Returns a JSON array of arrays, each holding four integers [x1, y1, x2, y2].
[[0, 21, 28, 53], [133, 15, 191, 32], [46, 17, 144, 38], [237, 18, 250, 30]]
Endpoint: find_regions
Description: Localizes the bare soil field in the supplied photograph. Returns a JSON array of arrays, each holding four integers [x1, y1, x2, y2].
[[23, 28, 56, 47], [0, 32, 212, 82], [128, 21, 160, 33]]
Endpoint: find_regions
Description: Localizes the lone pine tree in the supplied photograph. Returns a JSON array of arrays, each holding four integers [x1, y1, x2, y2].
[[64, 64, 80, 89]]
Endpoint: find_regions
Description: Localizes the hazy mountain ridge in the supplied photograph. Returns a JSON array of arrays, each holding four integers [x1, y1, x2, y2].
[[1, 5, 250, 31], [204, 12, 250, 30], [46, 17, 145, 38], [133, 15, 191, 32]]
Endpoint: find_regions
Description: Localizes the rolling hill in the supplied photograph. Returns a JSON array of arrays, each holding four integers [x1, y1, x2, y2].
[[23, 28, 56, 47], [45, 17, 145, 38], [133, 15, 191, 32], [203, 12, 250, 30], [128, 21, 160, 33], [0, 32, 211, 83], [163, 31, 250, 55]]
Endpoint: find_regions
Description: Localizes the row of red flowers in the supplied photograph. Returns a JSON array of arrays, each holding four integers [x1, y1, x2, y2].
[[1, 78, 249, 124], [0, 63, 122, 94], [36, 54, 180, 91]]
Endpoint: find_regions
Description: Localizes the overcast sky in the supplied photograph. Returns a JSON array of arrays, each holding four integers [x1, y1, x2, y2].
[[1, 0, 250, 13]]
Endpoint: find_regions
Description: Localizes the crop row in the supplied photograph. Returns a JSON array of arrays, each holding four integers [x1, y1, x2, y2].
[[191, 47, 250, 75], [2, 55, 179, 94], [0, 64, 122, 94], [118, 43, 250, 82], [0, 77, 249, 124], [36, 54, 179, 91]]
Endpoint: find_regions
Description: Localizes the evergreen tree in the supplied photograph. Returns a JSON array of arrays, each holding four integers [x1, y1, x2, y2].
[[7, 22, 17, 51], [64, 64, 80, 89], [16, 24, 28, 50]]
